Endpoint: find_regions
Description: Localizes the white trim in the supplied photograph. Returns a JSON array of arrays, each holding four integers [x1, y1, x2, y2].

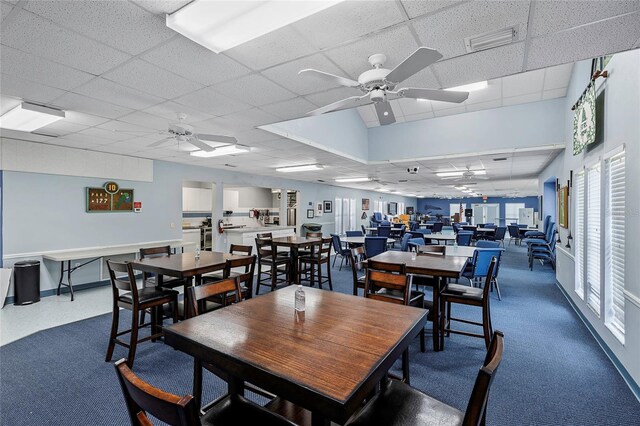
[[605, 143, 625, 159], [556, 245, 574, 261], [624, 290, 640, 310]]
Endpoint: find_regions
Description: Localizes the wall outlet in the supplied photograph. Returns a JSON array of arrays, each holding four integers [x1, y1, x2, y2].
[[170, 222, 175, 229]]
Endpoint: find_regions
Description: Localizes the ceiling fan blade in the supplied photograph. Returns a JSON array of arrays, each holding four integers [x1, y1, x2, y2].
[[298, 69, 361, 88], [187, 136, 215, 152], [308, 95, 371, 116], [385, 47, 443, 84], [399, 87, 469, 103], [374, 102, 396, 126], [196, 133, 237, 144], [147, 137, 173, 147]]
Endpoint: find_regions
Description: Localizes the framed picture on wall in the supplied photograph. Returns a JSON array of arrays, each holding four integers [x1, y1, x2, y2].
[[362, 198, 370, 210], [558, 186, 569, 228], [323, 200, 333, 213], [388, 202, 397, 215], [316, 202, 323, 216], [307, 209, 314, 219]]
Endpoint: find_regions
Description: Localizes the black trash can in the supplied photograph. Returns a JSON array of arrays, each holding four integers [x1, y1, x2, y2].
[[301, 223, 322, 237], [14, 260, 40, 305]]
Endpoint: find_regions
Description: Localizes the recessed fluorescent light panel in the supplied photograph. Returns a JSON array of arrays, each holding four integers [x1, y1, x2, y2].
[[190, 144, 251, 157], [436, 171, 463, 177], [378, 188, 391, 192], [335, 177, 372, 183], [446, 81, 488, 92], [276, 164, 324, 173], [167, 0, 344, 53], [0, 102, 65, 132]]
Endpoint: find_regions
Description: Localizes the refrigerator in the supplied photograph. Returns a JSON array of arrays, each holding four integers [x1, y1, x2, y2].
[[518, 208, 534, 227], [287, 208, 296, 226]]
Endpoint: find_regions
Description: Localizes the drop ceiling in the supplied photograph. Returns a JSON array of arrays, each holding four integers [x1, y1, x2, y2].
[[1, 0, 639, 197]]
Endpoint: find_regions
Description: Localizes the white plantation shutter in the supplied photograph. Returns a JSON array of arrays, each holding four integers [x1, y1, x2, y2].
[[349, 198, 356, 230], [586, 163, 601, 315], [575, 171, 585, 299], [605, 151, 625, 342]]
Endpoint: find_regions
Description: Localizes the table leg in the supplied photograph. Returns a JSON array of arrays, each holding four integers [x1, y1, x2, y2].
[[290, 247, 299, 284], [432, 276, 442, 352], [311, 412, 330, 426], [56, 260, 75, 301]]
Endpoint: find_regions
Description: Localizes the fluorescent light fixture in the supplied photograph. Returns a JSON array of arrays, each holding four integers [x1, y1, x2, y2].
[[407, 194, 417, 197], [335, 177, 372, 183], [276, 164, 324, 173], [465, 27, 517, 52], [190, 144, 251, 157], [454, 186, 466, 190], [436, 171, 463, 177], [0, 102, 65, 132], [446, 81, 488, 92], [473, 170, 487, 175], [167, 0, 344, 53], [378, 188, 391, 192], [462, 189, 473, 193], [416, 99, 430, 103]]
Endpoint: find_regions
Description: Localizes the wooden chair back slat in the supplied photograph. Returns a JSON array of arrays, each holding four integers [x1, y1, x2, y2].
[[306, 232, 322, 238], [139, 245, 171, 258], [230, 244, 253, 256], [365, 269, 410, 305], [366, 259, 407, 274], [224, 255, 256, 292], [107, 260, 137, 295], [186, 277, 242, 318]]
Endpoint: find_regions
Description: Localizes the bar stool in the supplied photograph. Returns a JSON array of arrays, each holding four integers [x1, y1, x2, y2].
[[298, 237, 333, 290]]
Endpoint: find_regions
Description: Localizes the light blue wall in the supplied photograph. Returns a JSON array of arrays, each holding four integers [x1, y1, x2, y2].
[[542, 180, 557, 224], [368, 99, 565, 162], [259, 109, 369, 162]]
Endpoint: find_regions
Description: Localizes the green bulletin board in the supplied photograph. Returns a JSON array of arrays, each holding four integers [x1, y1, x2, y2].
[[86, 182, 134, 212]]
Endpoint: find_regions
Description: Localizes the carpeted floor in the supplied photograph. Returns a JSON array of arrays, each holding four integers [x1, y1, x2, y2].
[[1, 243, 639, 425]]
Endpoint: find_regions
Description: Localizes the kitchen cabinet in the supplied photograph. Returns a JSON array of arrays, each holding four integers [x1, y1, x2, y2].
[[182, 187, 212, 212], [181, 230, 200, 252]]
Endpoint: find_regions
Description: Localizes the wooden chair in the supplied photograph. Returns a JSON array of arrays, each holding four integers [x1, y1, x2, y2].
[[298, 237, 333, 290], [348, 246, 367, 296], [298, 232, 322, 256], [202, 244, 253, 281], [364, 268, 424, 383], [255, 237, 290, 294], [114, 358, 295, 426], [202, 255, 256, 306], [345, 331, 504, 426], [105, 260, 178, 368], [440, 258, 497, 349]]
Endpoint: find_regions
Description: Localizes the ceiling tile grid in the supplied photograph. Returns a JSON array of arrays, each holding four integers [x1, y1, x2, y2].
[[72, 78, 165, 110], [212, 74, 297, 107]]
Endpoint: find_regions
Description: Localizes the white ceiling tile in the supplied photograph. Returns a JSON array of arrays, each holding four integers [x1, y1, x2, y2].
[[396, 97, 433, 115], [260, 98, 317, 121], [38, 120, 89, 135], [1, 2, 13, 21], [143, 101, 216, 123], [464, 80, 502, 104], [398, 67, 441, 90], [403, 111, 435, 122], [53, 133, 114, 148], [0, 73, 65, 103], [465, 99, 503, 112], [0, 127, 57, 142], [215, 108, 282, 130], [292, 1, 405, 50], [0, 45, 94, 91], [213, 74, 296, 107], [412, 1, 530, 59], [542, 88, 567, 100], [93, 141, 144, 155], [225, 26, 317, 70], [24, 0, 175, 55], [142, 37, 252, 86], [103, 59, 203, 99], [402, 1, 464, 19], [305, 87, 364, 107], [261, 53, 353, 96], [433, 42, 526, 87], [73, 78, 164, 110], [97, 120, 157, 134], [526, 12, 640, 70], [1, 9, 131, 74], [63, 111, 111, 127], [502, 92, 542, 107], [0, 95, 21, 115], [531, 0, 640, 37], [543, 63, 574, 91], [173, 87, 251, 116], [433, 105, 467, 117], [233, 129, 282, 144], [502, 69, 545, 97], [324, 25, 419, 78], [78, 127, 134, 142], [118, 111, 172, 131], [131, 0, 192, 15], [357, 105, 378, 122], [53, 92, 134, 119]]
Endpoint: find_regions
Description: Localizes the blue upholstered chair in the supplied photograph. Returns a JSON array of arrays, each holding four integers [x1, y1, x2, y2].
[[370, 212, 383, 228], [525, 215, 550, 238], [508, 225, 522, 246], [399, 233, 412, 252], [462, 248, 503, 299], [346, 230, 363, 237], [330, 234, 350, 271], [407, 237, 425, 252], [364, 237, 388, 259], [529, 234, 557, 271], [484, 227, 507, 247], [475, 240, 500, 248], [431, 222, 443, 233], [456, 231, 473, 246], [377, 226, 391, 238]]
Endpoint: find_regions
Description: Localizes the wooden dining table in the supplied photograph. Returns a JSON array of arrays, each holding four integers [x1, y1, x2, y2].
[[163, 286, 428, 425], [270, 236, 322, 284], [365, 250, 468, 351], [427, 232, 457, 244]]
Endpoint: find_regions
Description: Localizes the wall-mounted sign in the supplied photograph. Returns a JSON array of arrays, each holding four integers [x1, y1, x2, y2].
[[87, 182, 134, 213], [133, 201, 142, 213]]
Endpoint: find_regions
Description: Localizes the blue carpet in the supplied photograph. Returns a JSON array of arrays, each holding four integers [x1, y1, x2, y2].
[[1, 244, 639, 425]]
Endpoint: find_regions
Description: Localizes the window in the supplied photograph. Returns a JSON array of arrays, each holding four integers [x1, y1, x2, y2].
[[505, 203, 525, 224], [398, 202, 405, 216], [575, 171, 585, 299], [373, 200, 387, 216], [605, 150, 625, 342], [335, 197, 356, 234], [586, 163, 602, 315]]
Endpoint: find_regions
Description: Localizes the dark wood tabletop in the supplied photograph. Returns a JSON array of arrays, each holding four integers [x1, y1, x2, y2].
[[270, 236, 322, 247], [130, 251, 248, 280], [163, 286, 427, 424]]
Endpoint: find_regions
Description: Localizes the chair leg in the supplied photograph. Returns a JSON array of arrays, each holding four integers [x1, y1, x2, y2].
[[326, 261, 332, 291], [105, 303, 119, 362], [419, 328, 425, 353], [494, 278, 502, 301], [439, 297, 446, 351], [193, 358, 203, 410], [402, 349, 410, 385], [127, 309, 140, 368], [256, 262, 262, 295], [482, 303, 492, 349], [332, 254, 338, 267], [271, 262, 277, 291], [339, 255, 344, 271]]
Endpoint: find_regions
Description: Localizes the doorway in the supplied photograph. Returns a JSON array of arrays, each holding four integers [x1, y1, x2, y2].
[[471, 203, 499, 225]]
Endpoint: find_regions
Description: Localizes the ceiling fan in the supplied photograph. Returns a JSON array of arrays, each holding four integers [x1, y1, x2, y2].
[[298, 47, 469, 125], [137, 113, 237, 152], [439, 167, 489, 181]]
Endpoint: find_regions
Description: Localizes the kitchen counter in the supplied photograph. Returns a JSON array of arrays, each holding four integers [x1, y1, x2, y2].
[[223, 225, 296, 234], [224, 226, 297, 252]]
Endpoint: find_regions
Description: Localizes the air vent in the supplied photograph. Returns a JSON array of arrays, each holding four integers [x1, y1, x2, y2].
[[493, 157, 507, 161], [465, 27, 517, 53]]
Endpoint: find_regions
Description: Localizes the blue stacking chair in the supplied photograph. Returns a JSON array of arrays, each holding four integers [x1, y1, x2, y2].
[[525, 215, 550, 239], [399, 233, 412, 252], [409, 221, 419, 231], [407, 237, 425, 252], [431, 222, 443, 233], [528, 226, 557, 271], [346, 230, 363, 237], [484, 227, 507, 247], [364, 236, 388, 259], [456, 231, 473, 246], [330, 234, 351, 271], [507, 225, 522, 246], [462, 248, 503, 300], [377, 226, 391, 238], [370, 212, 383, 228], [476, 240, 500, 248]]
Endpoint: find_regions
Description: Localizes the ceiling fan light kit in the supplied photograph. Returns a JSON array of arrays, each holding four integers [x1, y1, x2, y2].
[[335, 177, 372, 183], [276, 164, 324, 173]]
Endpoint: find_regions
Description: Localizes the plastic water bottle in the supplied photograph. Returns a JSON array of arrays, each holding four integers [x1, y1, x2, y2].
[[295, 285, 306, 312], [453, 240, 458, 253], [195, 245, 201, 260]]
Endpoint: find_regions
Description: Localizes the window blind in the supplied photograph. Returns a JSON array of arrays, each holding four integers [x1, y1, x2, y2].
[[586, 164, 601, 315], [335, 197, 343, 234], [575, 171, 585, 299], [605, 151, 625, 341]]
